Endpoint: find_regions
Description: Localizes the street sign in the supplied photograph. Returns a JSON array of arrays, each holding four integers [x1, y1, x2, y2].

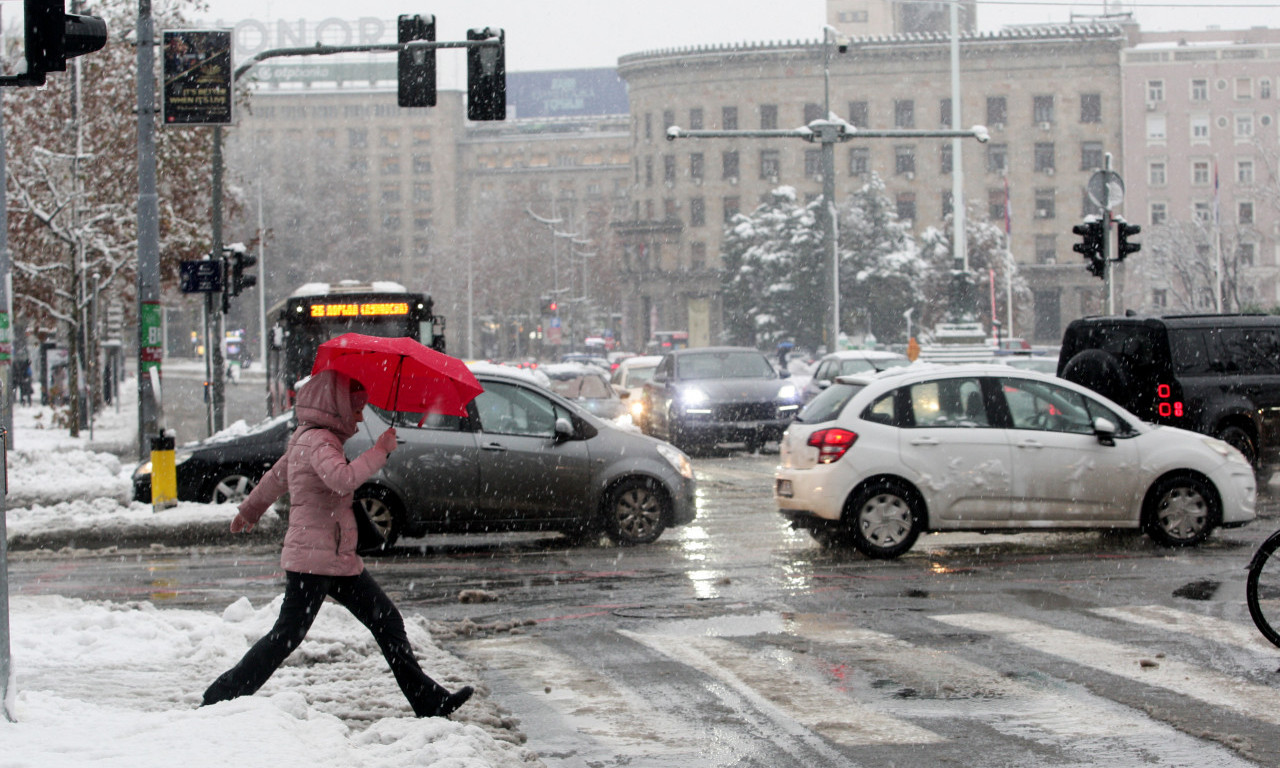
[[179, 260, 224, 293], [1087, 170, 1124, 210]]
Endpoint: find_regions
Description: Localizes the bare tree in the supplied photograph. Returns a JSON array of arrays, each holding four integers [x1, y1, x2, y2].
[[1131, 217, 1269, 313]]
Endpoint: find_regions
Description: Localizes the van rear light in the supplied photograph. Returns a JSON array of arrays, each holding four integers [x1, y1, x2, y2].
[[1155, 382, 1184, 419], [807, 428, 858, 463]]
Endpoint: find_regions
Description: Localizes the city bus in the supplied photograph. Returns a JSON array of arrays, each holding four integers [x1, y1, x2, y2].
[[265, 281, 446, 415]]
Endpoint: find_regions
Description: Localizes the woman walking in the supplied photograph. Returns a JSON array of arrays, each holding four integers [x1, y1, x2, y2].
[[201, 369, 472, 719]]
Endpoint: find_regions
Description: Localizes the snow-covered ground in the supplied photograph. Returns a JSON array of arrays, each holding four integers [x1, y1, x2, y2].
[[2, 378, 539, 767]]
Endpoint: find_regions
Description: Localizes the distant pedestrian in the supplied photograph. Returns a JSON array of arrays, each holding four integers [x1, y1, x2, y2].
[[16, 362, 33, 407], [201, 369, 472, 718]]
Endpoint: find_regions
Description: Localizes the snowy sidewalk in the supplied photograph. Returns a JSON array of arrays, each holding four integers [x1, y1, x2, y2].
[[3, 379, 541, 767]]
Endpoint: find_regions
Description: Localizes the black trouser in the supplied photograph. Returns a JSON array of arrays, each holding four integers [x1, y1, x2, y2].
[[202, 569, 450, 717]]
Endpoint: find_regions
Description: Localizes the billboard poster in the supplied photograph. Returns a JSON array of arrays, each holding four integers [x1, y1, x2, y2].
[[162, 29, 233, 126]]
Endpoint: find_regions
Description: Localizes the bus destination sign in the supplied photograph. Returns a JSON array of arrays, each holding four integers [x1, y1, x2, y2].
[[309, 301, 410, 318]]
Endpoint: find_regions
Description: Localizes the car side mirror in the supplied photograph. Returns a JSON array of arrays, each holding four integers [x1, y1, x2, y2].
[[554, 417, 575, 441], [817, 380, 831, 390], [653, 371, 668, 383], [1093, 417, 1116, 447], [779, 369, 791, 379], [618, 389, 631, 399]]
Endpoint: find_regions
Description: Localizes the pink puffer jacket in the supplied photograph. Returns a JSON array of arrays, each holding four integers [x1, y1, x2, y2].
[[237, 369, 390, 576]]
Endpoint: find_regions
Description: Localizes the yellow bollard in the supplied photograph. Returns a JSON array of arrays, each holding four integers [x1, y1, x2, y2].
[[150, 433, 177, 510]]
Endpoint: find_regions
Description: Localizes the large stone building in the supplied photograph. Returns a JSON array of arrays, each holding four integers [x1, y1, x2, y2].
[[615, 24, 1128, 346]]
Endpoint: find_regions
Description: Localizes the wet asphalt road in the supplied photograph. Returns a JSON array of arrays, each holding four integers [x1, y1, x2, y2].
[[10, 453, 1280, 766]]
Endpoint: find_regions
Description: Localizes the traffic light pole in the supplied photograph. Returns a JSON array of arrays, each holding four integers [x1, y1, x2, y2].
[[1103, 154, 1115, 316]]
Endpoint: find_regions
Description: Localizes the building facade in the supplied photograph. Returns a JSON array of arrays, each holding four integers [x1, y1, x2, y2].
[[615, 24, 1127, 347]]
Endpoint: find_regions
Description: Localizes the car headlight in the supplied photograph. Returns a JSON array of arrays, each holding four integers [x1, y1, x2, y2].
[[656, 442, 695, 479], [1203, 437, 1251, 465], [630, 398, 646, 418], [680, 387, 709, 407], [134, 460, 152, 477], [135, 451, 194, 478], [777, 383, 799, 401]]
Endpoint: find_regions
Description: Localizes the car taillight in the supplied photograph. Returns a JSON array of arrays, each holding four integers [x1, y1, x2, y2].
[[1155, 382, 1184, 419], [806, 428, 857, 463]]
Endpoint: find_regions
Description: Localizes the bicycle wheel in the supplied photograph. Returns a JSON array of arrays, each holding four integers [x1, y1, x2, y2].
[[1246, 529, 1280, 648]]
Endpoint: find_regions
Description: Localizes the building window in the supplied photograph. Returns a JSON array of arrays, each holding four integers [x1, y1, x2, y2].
[[381, 156, 400, 175], [1080, 92, 1102, 123], [1033, 95, 1054, 125], [413, 182, 432, 204], [722, 150, 739, 180], [1194, 201, 1211, 222], [664, 155, 676, 184], [1034, 142, 1055, 173], [989, 189, 1006, 220], [804, 103, 823, 124], [761, 104, 778, 130], [1191, 79, 1208, 101], [412, 155, 432, 173], [1239, 159, 1255, 184], [349, 128, 368, 148], [1150, 202, 1167, 225], [722, 106, 738, 130], [849, 147, 869, 175], [1152, 288, 1167, 308], [805, 149, 823, 179], [1147, 80, 1164, 102], [1035, 235, 1056, 264], [645, 156, 653, 186], [987, 96, 1007, 127], [1147, 114, 1167, 140], [1236, 114, 1254, 137], [894, 100, 915, 128], [1191, 116, 1210, 140], [1149, 161, 1167, 186], [723, 196, 740, 223], [1081, 142, 1103, 171], [664, 198, 678, 219], [1236, 77, 1253, 100], [690, 197, 705, 227], [690, 241, 707, 271], [1238, 242, 1256, 266], [848, 100, 869, 128], [1239, 201, 1255, 225], [896, 192, 916, 222], [690, 152, 704, 180], [939, 97, 952, 127], [987, 144, 1007, 174], [1263, 79, 1273, 100], [1034, 188, 1055, 219], [689, 108, 704, 130], [942, 190, 953, 217], [663, 109, 675, 129], [644, 113, 652, 140], [895, 146, 916, 176], [1192, 160, 1210, 185], [940, 143, 953, 174], [760, 149, 780, 179], [380, 184, 401, 204]]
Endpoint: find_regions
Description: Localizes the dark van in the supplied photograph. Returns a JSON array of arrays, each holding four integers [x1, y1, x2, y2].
[[1058, 314, 1280, 468]]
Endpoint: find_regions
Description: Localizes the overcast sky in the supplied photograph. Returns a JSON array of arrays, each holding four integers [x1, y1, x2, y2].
[[198, 1, 1279, 72]]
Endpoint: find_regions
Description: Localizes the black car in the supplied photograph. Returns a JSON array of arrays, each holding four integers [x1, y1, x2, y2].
[[132, 412, 293, 504], [639, 346, 802, 452], [1059, 313, 1280, 468], [132, 368, 698, 547]]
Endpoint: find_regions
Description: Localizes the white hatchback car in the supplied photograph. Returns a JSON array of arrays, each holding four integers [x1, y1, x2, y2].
[[776, 364, 1256, 558]]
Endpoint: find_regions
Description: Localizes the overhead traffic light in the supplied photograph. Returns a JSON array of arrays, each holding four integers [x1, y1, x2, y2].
[[397, 14, 436, 108], [1072, 218, 1106, 279], [541, 297, 558, 315], [466, 27, 506, 121], [0, 0, 108, 87], [1116, 218, 1142, 261]]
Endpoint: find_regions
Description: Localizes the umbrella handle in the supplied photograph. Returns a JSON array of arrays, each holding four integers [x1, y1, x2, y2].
[[391, 355, 405, 426]]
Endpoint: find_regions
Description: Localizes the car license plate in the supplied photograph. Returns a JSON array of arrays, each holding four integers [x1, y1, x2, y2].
[[776, 479, 793, 498]]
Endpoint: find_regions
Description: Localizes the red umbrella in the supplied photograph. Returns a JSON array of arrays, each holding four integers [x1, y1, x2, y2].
[[311, 333, 483, 417]]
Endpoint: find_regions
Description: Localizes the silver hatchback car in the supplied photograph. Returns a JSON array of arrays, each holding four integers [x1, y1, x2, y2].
[[347, 368, 697, 547]]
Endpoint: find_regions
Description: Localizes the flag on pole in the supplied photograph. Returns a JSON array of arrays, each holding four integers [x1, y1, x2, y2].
[[1213, 161, 1220, 226], [1003, 175, 1012, 235]]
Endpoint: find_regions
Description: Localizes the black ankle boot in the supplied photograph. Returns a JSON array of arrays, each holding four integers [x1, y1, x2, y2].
[[428, 686, 473, 719]]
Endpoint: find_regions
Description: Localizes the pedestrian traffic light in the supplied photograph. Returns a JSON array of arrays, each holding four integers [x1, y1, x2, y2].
[[227, 247, 257, 297], [466, 27, 506, 121], [0, 0, 108, 87], [1116, 218, 1142, 261], [397, 14, 436, 108], [1073, 218, 1106, 279]]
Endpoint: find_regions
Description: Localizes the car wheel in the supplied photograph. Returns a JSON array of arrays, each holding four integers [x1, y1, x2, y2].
[[1060, 349, 1129, 406], [1216, 425, 1257, 467], [353, 486, 402, 549], [846, 480, 922, 559], [1143, 473, 1217, 547], [209, 472, 257, 504], [603, 477, 668, 546]]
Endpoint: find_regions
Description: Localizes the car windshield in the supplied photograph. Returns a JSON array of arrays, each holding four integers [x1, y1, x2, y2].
[[676, 351, 775, 380], [623, 367, 656, 387], [548, 373, 613, 400], [798, 382, 864, 423]]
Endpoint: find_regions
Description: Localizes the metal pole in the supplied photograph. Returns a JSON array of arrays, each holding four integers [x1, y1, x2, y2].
[[256, 183, 267, 369], [823, 29, 840, 351], [136, 0, 162, 458], [951, 0, 967, 275], [1104, 153, 1114, 315], [210, 128, 225, 433], [0, 428, 11, 722], [0, 89, 12, 448]]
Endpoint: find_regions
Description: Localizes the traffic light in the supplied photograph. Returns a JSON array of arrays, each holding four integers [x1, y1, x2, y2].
[[466, 27, 506, 121], [1116, 218, 1142, 261], [397, 14, 436, 108], [228, 247, 257, 297], [1072, 218, 1106, 279], [541, 297, 558, 315], [0, 0, 107, 87]]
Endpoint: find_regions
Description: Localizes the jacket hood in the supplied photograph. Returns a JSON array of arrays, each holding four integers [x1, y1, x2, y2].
[[295, 369, 360, 440]]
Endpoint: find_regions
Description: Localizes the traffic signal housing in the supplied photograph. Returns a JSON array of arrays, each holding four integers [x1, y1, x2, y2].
[[397, 14, 436, 108], [1073, 218, 1106, 279], [541, 297, 558, 315], [467, 27, 506, 121], [0, 0, 107, 87], [227, 247, 258, 297], [1116, 218, 1142, 261]]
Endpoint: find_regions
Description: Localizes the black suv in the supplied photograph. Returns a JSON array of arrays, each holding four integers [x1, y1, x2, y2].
[[1058, 314, 1280, 468]]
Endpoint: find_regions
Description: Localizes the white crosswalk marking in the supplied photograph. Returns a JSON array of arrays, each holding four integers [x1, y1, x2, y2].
[[934, 612, 1280, 727], [1091, 604, 1275, 653]]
